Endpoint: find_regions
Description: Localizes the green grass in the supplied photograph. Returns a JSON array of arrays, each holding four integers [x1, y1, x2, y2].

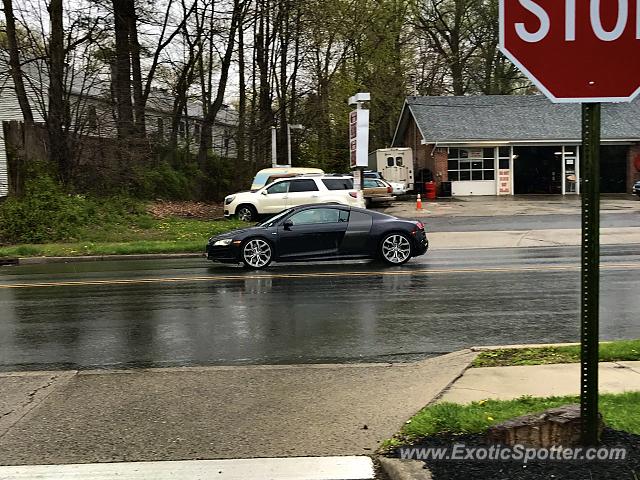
[[472, 339, 640, 367], [0, 217, 247, 258], [382, 391, 640, 450]]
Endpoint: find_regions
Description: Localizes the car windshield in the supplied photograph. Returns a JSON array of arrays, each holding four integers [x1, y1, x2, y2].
[[258, 208, 294, 227]]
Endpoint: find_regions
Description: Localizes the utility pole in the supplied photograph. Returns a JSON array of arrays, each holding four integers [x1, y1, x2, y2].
[[287, 124, 304, 166]]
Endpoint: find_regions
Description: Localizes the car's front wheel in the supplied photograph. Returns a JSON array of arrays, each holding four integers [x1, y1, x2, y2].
[[241, 238, 273, 269], [236, 205, 257, 222], [380, 233, 412, 265]]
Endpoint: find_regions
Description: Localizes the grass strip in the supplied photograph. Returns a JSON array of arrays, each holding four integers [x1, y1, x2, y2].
[[0, 218, 247, 258], [383, 391, 640, 450], [472, 339, 640, 367]]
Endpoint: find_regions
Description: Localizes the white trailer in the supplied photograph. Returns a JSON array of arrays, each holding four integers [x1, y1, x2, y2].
[[368, 148, 414, 191]]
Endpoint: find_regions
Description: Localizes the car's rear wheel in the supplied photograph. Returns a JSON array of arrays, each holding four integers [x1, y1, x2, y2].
[[380, 233, 412, 265], [241, 238, 273, 269], [236, 205, 257, 222]]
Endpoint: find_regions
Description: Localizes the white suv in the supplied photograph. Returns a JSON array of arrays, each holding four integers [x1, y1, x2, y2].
[[224, 175, 365, 221]]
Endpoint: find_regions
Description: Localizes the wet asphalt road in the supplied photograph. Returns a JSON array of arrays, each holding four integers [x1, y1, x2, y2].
[[0, 244, 639, 372], [418, 212, 640, 231]]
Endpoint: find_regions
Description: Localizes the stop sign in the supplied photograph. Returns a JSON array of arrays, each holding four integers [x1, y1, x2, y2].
[[500, 0, 640, 102]]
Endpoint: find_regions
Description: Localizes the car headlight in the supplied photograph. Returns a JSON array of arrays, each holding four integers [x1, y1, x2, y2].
[[213, 238, 233, 246], [225, 195, 236, 205]]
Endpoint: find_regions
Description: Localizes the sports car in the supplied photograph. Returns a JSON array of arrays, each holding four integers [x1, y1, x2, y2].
[[207, 204, 428, 269]]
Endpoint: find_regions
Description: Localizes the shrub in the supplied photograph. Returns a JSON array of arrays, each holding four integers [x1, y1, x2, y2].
[[0, 175, 96, 244], [131, 161, 198, 200]]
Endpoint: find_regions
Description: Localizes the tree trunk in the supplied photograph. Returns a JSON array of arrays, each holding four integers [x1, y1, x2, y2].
[[112, 0, 134, 139], [128, 0, 145, 135], [47, 0, 70, 183], [236, 11, 246, 186], [2, 0, 34, 124], [198, 0, 243, 166]]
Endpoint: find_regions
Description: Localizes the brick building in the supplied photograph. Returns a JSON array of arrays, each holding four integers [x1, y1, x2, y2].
[[391, 95, 640, 196]]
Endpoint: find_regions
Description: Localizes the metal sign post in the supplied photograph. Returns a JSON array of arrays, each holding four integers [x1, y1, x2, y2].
[[580, 102, 601, 446]]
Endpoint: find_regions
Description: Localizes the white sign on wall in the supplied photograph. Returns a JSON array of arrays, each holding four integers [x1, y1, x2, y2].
[[349, 109, 369, 168], [498, 168, 511, 195]]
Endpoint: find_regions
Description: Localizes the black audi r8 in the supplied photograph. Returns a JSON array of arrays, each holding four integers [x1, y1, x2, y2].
[[206, 204, 428, 269]]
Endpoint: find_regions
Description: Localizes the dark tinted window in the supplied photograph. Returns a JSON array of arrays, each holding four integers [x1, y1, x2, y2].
[[289, 179, 319, 192], [266, 181, 289, 194], [396, 157, 403, 166], [322, 178, 354, 190], [387, 157, 394, 167], [289, 208, 341, 225], [339, 210, 349, 222]]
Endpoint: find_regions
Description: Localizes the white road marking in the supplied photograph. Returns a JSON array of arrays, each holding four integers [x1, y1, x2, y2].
[[0, 456, 375, 480]]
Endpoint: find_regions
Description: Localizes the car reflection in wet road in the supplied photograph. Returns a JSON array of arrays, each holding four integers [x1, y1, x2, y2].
[[0, 244, 639, 371]]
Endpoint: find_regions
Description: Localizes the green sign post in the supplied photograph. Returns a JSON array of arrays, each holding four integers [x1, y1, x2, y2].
[[580, 103, 601, 445]]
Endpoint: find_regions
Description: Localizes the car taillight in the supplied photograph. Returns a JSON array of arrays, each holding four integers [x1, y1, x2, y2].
[[387, 186, 392, 193], [349, 191, 358, 198], [416, 221, 424, 230]]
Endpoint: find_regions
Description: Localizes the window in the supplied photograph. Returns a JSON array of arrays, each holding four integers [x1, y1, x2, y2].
[[396, 157, 403, 166], [266, 181, 289, 194], [498, 147, 511, 170], [447, 147, 497, 181], [322, 179, 354, 190], [387, 157, 394, 167], [289, 179, 319, 192], [363, 179, 378, 188], [289, 208, 341, 225]]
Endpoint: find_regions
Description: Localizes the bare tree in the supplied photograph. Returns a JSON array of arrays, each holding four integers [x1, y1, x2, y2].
[[414, 0, 479, 95], [47, 0, 70, 181], [197, 0, 246, 165], [1, 0, 34, 123]]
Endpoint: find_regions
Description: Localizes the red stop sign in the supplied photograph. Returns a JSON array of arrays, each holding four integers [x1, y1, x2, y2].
[[500, 0, 640, 102]]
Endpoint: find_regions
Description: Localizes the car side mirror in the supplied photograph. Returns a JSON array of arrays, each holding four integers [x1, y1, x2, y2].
[[261, 190, 268, 195], [283, 219, 293, 230]]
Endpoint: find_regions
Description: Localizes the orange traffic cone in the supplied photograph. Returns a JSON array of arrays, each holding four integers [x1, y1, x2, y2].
[[416, 193, 422, 210]]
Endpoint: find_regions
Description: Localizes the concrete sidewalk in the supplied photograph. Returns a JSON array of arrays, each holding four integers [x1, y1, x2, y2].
[[380, 194, 640, 218], [0, 350, 475, 466], [427, 227, 640, 249], [438, 361, 640, 404]]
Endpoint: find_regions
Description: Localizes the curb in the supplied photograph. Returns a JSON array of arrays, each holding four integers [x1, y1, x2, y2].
[[13, 252, 204, 265], [377, 456, 431, 480]]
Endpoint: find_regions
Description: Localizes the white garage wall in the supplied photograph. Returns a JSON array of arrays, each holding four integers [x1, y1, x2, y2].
[[451, 180, 497, 196]]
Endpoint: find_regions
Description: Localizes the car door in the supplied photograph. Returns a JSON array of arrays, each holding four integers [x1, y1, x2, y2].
[[277, 207, 349, 260], [285, 179, 320, 208], [260, 180, 291, 214]]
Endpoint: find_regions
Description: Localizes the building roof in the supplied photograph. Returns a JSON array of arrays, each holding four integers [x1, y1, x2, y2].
[[392, 95, 640, 145], [0, 54, 237, 126]]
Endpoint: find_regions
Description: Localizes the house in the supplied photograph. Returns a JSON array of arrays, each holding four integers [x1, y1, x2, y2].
[[391, 95, 640, 196], [0, 60, 238, 197]]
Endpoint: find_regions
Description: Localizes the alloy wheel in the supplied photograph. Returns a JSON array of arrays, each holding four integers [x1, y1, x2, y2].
[[242, 239, 272, 268], [381, 234, 411, 264], [237, 206, 255, 222]]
